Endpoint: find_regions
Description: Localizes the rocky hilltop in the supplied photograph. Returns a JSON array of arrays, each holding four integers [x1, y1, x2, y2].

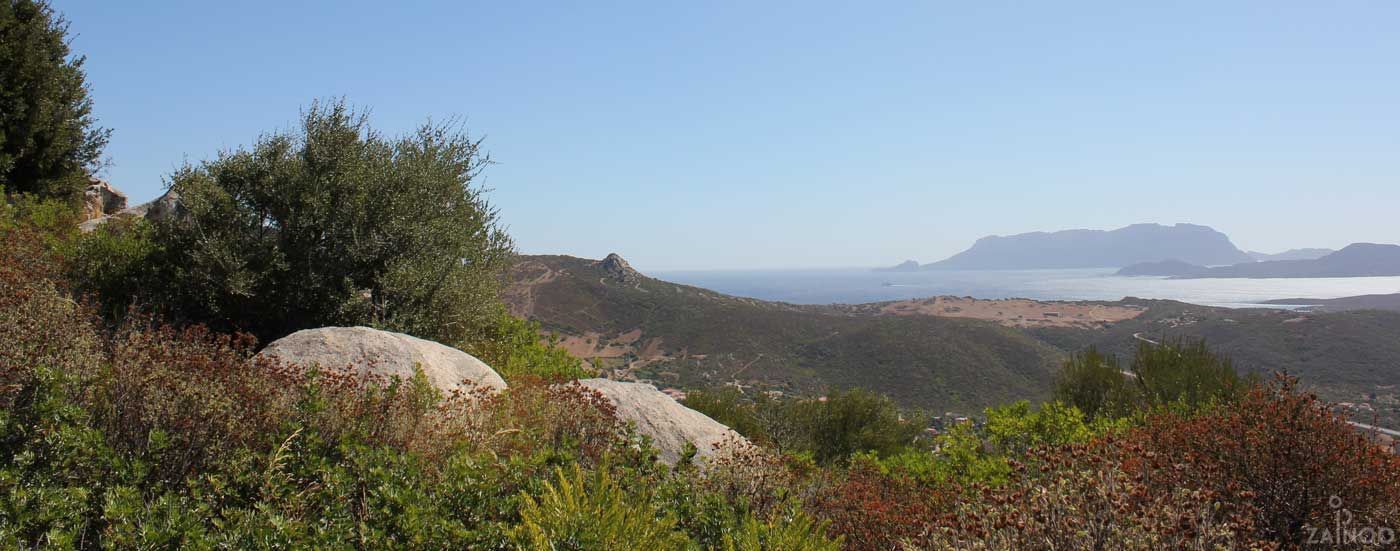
[[920, 223, 1253, 270], [599, 252, 641, 284]]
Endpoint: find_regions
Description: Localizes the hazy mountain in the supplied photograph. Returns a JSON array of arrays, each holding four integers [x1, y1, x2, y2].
[[1116, 259, 1209, 277], [923, 223, 1253, 270], [1247, 248, 1335, 262], [874, 260, 920, 272], [1174, 243, 1400, 279], [1261, 293, 1400, 313]]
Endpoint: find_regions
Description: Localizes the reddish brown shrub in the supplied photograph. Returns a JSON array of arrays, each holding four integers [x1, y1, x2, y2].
[[806, 461, 953, 550], [436, 378, 630, 467], [1131, 375, 1400, 546], [0, 215, 101, 411], [923, 441, 1260, 550]]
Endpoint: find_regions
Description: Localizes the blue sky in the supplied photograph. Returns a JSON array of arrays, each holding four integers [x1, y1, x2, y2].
[[62, 1, 1399, 270]]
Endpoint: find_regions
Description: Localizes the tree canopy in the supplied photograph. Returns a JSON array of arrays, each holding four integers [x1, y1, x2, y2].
[[145, 100, 513, 347], [1055, 337, 1251, 419], [0, 0, 109, 199]]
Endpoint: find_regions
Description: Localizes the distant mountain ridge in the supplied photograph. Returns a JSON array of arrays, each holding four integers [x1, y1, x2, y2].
[[1173, 243, 1400, 279], [912, 223, 1253, 270], [1247, 248, 1335, 262]]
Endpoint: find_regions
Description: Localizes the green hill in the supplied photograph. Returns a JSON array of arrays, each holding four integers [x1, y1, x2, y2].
[[1029, 299, 1400, 426], [505, 254, 1062, 412]]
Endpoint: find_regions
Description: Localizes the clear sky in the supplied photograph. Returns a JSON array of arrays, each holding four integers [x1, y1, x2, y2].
[[61, 1, 1399, 270]]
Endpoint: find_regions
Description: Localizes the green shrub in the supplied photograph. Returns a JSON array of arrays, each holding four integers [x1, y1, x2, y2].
[[683, 387, 770, 443], [1052, 345, 1135, 419], [64, 217, 158, 319], [466, 313, 593, 382], [984, 400, 1096, 454], [511, 465, 691, 550], [1056, 338, 1252, 420], [1129, 336, 1252, 410], [722, 509, 842, 551], [686, 387, 929, 464], [787, 389, 929, 465], [139, 99, 513, 348]]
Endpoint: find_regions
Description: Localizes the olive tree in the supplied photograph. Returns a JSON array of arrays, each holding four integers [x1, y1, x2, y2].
[[150, 100, 513, 347]]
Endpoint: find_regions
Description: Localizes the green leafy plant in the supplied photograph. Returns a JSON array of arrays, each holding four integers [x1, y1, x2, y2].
[[467, 313, 593, 382], [511, 465, 690, 550], [722, 509, 842, 551]]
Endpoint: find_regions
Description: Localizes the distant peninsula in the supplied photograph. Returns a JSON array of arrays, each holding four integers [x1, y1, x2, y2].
[[887, 223, 1253, 271], [1116, 259, 1210, 277], [1261, 293, 1400, 312], [1247, 248, 1335, 262], [874, 260, 920, 272], [1118, 243, 1400, 279]]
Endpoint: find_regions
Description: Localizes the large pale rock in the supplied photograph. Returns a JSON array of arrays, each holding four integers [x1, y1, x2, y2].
[[257, 327, 507, 394], [578, 378, 747, 464]]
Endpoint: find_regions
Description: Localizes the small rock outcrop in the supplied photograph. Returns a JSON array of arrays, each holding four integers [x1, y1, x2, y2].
[[79, 189, 184, 233], [256, 326, 507, 394], [82, 177, 127, 220], [578, 378, 747, 464], [598, 253, 641, 284], [126, 189, 183, 223]]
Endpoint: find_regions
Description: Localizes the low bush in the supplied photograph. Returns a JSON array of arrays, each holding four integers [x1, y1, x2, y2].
[[464, 312, 595, 382], [511, 464, 690, 550], [686, 388, 929, 465], [1132, 375, 1400, 546]]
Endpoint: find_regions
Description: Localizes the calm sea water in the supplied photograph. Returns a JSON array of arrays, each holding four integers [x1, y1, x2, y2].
[[652, 267, 1400, 309]]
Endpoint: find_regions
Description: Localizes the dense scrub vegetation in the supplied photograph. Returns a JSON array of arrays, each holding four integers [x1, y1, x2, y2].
[[1031, 298, 1400, 427], [4, 4, 1399, 548], [0, 199, 834, 548]]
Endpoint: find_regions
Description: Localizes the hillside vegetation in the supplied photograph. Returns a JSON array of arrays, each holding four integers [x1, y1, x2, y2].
[[4, 3, 1399, 549], [505, 254, 1063, 411]]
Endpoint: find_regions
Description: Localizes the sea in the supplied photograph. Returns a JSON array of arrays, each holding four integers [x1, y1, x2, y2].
[[652, 267, 1400, 309]]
